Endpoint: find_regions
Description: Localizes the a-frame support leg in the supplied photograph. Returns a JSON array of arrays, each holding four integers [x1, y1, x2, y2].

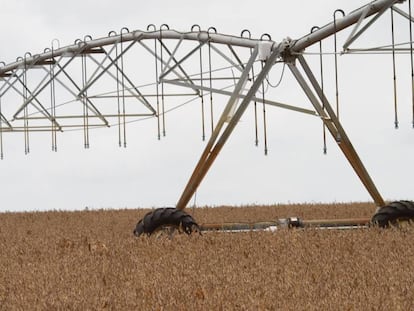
[[288, 55, 385, 207], [176, 46, 281, 210]]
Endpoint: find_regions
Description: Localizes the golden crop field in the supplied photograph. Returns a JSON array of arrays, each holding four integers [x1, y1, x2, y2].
[[1, 203, 414, 310]]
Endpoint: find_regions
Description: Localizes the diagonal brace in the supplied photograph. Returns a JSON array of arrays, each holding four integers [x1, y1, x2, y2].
[[343, 1, 395, 51]]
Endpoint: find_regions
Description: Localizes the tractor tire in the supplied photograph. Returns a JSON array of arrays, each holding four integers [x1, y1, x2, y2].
[[371, 200, 414, 227], [133, 207, 200, 236]]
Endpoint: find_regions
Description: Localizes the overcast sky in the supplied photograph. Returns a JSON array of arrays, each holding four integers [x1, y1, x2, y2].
[[1, 0, 413, 212]]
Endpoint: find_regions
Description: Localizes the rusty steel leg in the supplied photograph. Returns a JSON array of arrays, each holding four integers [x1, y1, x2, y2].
[[288, 56, 385, 207], [176, 46, 282, 210]]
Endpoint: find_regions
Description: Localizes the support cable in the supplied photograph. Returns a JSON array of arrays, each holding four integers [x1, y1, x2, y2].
[[391, 8, 399, 129], [409, 0, 414, 128]]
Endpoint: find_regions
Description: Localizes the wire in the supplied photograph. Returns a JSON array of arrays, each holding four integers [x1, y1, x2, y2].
[[63, 82, 240, 132], [265, 63, 285, 88], [24, 62, 246, 121]]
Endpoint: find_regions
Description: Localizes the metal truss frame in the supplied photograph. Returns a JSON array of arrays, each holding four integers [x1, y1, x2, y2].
[[0, 0, 410, 208]]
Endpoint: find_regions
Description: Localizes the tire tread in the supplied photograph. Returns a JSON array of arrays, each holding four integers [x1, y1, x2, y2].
[[371, 200, 414, 227]]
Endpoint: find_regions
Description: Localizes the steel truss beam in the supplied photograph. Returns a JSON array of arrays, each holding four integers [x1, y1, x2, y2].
[[1, 73, 60, 128], [291, 0, 404, 53], [0, 0, 408, 208], [342, 0, 394, 50], [392, 5, 414, 21], [0, 31, 266, 76], [1, 37, 263, 133]]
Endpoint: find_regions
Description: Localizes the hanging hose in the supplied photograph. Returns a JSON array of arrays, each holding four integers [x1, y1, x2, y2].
[[260, 34, 272, 155], [241, 29, 259, 147], [81, 48, 90, 148], [192, 24, 206, 141], [23, 54, 30, 154], [159, 24, 169, 137], [265, 63, 285, 88], [254, 68, 259, 147], [147, 24, 161, 140], [0, 95, 3, 159], [311, 26, 327, 154], [120, 28, 129, 147], [319, 43, 327, 154], [208, 40, 214, 134], [333, 10, 345, 129], [108, 30, 123, 147], [51, 39, 60, 151], [208, 27, 217, 134], [154, 36, 161, 140], [0, 60, 4, 159], [50, 47, 57, 152], [391, 7, 399, 129], [260, 61, 268, 155], [409, 0, 414, 128]]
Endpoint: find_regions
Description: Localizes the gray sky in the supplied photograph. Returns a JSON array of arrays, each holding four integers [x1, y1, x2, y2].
[[1, 0, 413, 212]]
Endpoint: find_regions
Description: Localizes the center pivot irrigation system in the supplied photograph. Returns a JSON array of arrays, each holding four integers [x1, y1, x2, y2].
[[1, 0, 414, 234]]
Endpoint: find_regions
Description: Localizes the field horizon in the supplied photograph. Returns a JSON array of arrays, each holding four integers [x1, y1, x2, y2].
[[1, 202, 413, 310]]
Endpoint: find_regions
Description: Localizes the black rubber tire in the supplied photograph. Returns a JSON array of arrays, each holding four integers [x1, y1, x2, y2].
[[133, 207, 200, 236], [371, 200, 414, 227]]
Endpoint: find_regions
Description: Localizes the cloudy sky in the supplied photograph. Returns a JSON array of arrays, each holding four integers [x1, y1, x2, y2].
[[1, 0, 413, 212]]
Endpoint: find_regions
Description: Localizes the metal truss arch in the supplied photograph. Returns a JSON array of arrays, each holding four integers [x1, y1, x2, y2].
[[0, 0, 412, 211]]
